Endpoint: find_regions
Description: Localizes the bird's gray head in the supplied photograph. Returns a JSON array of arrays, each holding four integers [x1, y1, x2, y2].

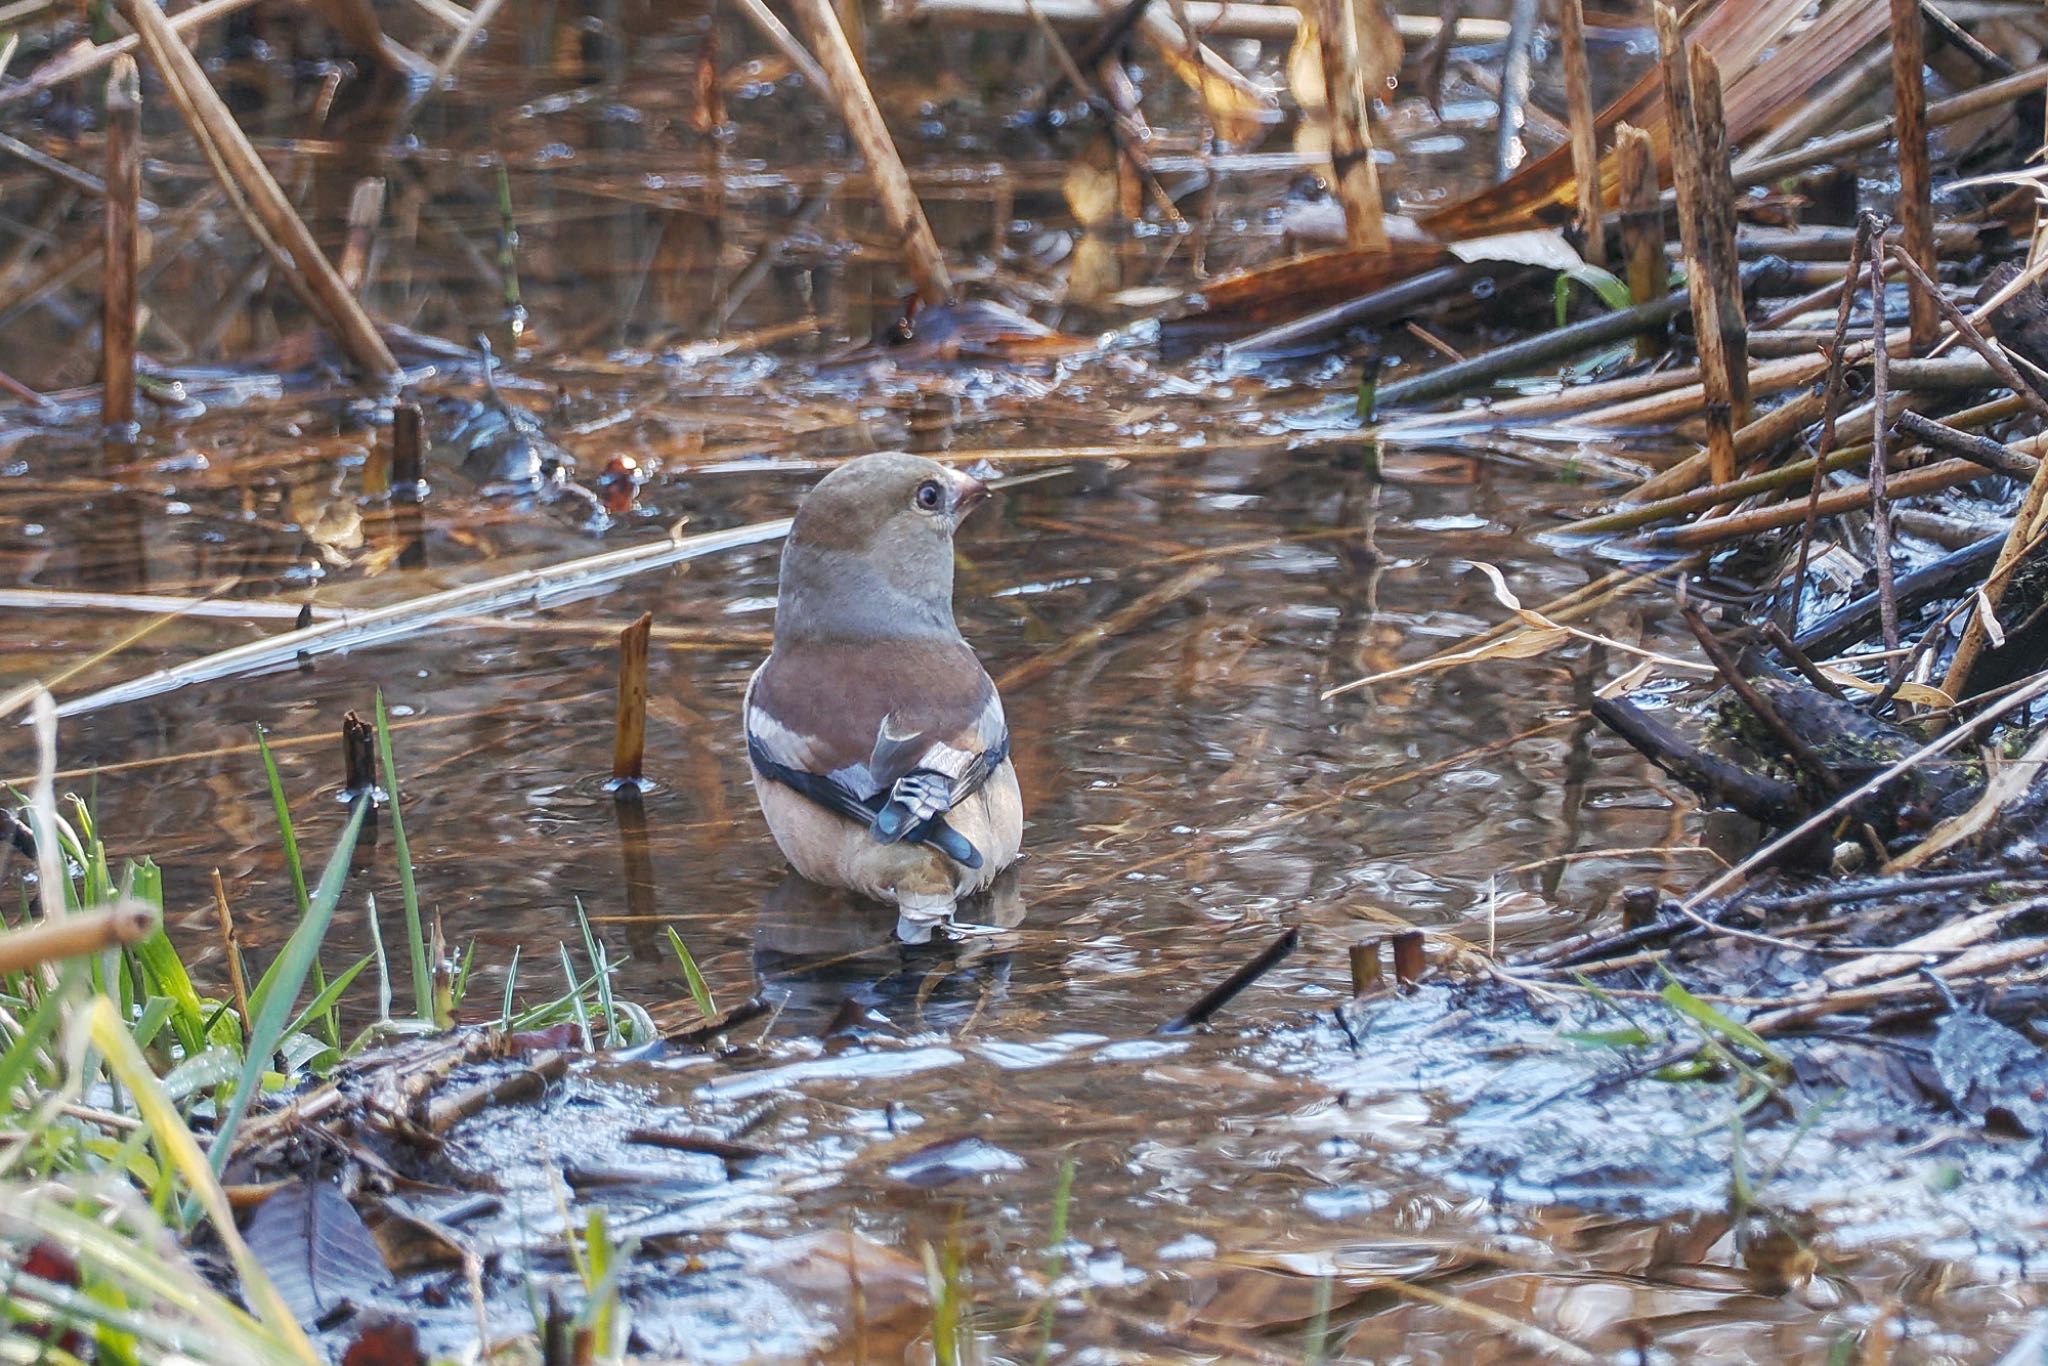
[[774, 451, 990, 644]]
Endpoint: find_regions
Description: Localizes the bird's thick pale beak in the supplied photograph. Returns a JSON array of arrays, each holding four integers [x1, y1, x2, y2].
[[953, 471, 991, 519]]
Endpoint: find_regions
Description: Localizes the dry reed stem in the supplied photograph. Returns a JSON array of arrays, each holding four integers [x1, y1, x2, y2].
[[1313, 0, 1388, 249], [1560, 0, 1603, 265], [1735, 60, 2048, 189], [1644, 458, 1988, 549], [115, 0, 398, 380], [0, 0, 266, 112], [100, 54, 139, 430], [430, 0, 506, 86], [52, 519, 793, 719], [1688, 44, 1744, 480], [338, 176, 385, 294], [0, 902, 158, 976], [729, 0, 833, 88], [789, 0, 954, 304], [1657, 10, 1730, 474], [1615, 122, 1663, 360], [211, 868, 251, 1039], [613, 612, 654, 786], [1887, 0, 1936, 348]]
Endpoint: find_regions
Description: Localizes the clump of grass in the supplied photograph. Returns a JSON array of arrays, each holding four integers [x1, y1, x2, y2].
[[0, 684, 653, 1358]]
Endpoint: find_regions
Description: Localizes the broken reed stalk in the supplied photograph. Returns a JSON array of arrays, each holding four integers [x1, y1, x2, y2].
[[787, 0, 954, 305], [114, 0, 398, 381], [0, 902, 157, 976], [211, 868, 251, 1039], [1896, 411, 2040, 478], [1888, 0, 1936, 349], [1156, 926, 1299, 1032], [1615, 123, 1663, 360], [1687, 48, 1736, 440], [1656, 7, 1732, 486], [338, 176, 385, 294], [612, 611, 653, 789], [1313, 0, 1388, 250], [1373, 280, 1707, 410], [1559, 0, 1603, 265], [100, 54, 139, 431]]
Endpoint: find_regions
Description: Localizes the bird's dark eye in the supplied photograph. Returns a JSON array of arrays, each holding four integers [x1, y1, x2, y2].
[[914, 480, 944, 511]]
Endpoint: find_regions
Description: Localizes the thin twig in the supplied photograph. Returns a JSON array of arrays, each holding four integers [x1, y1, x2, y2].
[[1867, 224, 1902, 684]]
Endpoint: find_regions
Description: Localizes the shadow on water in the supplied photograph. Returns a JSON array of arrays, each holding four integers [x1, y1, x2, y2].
[[1, 0, 2043, 1358]]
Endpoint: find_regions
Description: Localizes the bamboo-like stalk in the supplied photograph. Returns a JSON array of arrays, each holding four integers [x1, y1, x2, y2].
[[788, 0, 954, 304], [114, 0, 399, 380], [101, 54, 139, 431], [0, 902, 158, 975], [612, 612, 654, 788], [1888, 0, 1936, 348], [1313, 0, 1388, 249], [1560, 0, 1603, 265]]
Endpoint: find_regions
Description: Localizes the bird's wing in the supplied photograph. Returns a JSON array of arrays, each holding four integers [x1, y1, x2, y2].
[[745, 640, 1010, 866]]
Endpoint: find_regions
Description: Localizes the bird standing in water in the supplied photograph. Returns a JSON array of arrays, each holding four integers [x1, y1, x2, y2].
[[743, 452, 1023, 941]]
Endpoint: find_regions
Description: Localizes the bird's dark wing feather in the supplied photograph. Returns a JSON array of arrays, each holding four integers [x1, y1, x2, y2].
[[746, 640, 1008, 868]]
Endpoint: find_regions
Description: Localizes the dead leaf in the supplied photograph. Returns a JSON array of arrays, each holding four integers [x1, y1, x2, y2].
[[244, 1180, 393, 1326]]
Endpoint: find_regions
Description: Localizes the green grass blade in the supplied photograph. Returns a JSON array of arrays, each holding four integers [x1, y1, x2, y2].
[[207, 797, 368, 1174], [665, 926, 717, 1021], [87, 998, 320, 1361], [560, 944, 593, 1050], [256, 729, 332, 1048], [373, 693, 432, 1022], [499, 945, 521, 1030], [255, 730, 308, 915]]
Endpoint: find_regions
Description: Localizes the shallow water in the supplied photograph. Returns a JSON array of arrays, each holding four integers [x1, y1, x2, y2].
[[2, 1, 2044, 1359]]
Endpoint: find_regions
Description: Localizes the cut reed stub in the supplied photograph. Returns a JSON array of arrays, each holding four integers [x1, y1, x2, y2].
[[610, 611, 655, 794], [340, 710, 379, 802], [390, 401, 426, 503], [1349, 938, 1384, 995], [1390, 928, 1426, 989]]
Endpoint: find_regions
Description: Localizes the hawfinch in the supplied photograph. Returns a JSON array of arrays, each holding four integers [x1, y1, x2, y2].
[[743, 452, 1024, 941]]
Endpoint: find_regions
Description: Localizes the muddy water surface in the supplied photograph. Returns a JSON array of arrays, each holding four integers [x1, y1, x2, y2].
[[2, 3, 2042, 1359]]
